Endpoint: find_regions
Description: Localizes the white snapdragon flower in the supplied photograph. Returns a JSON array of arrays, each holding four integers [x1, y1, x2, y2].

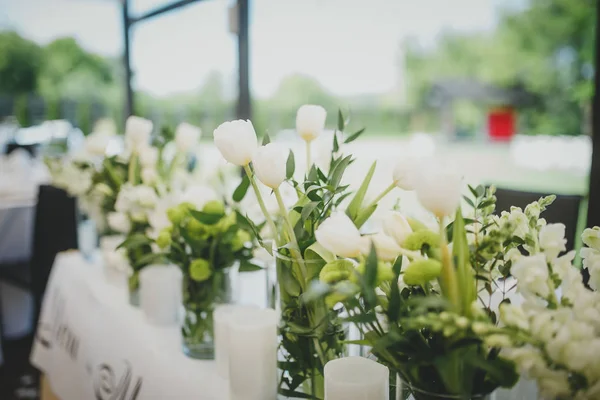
[[114, 184, 159, 223], [141, 168, 158, 184], [582, 227, 600, 249], [107, 212, 131, 233], [580, 246, 600, 290], [511, 253, 551, 299], [499, 303, 529, 330], [499, 207, 529, 239], [539, 223, 567, 260]]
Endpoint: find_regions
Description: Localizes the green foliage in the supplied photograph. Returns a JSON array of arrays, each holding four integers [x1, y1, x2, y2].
[[13, 94, 29, 127], [0, 32, 42, 95], [76, 100, 92, 134]]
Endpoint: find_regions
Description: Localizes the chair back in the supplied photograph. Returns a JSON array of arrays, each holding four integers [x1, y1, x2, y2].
[[494, 187, 583, 251]]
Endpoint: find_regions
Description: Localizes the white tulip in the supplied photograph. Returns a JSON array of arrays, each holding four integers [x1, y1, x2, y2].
[[107, 212, 131, 234], [125, 116, 153, 152], [85, 131, 111, 156], [539, 223, 567, 260], [141, 168, 158, 184], [382, 211, 413, 247], [392, 157, 420, 190], [416, 167, 462, 217], [175, 122, 201, 152], [138, 145, 159, 167], [296, 105, 327, 142], [360, 233, 401, 261], [252, 143, 288, 189], [213, 119, 258, 166], [315, 212, 362, 258]]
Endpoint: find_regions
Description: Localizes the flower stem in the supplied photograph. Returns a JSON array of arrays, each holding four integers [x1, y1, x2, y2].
[[274, 187, 308, 283], [364, 182, 396, 211], [128, 152, 137, 184], [438, 219, 461, 312], [243, 165, 279, 244], [306, 140, 312, 171]]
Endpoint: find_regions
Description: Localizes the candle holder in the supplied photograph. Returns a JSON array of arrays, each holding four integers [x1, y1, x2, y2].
[[324, 357, 389, 400]]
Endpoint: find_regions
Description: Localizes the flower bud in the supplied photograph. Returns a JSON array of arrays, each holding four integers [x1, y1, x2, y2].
[[296, 104, 326, 142], [403, 259, 442, 286], [402, 230, 440, 252], [252, 143, 287, 189], [315, 212, 362, 258], [213, 120, 258, 166], [189, 258, 212, 282], [203, 200, 225, 216], [359, 233, 401, 262], [354, 261, 395, 285], [382, 211, 413, 247], [156, 229, 172, 249], [125, 116, 153, 152], [175, 122, 201, 152], [231, 230, 251, 251], [167, 206, 188, 225]]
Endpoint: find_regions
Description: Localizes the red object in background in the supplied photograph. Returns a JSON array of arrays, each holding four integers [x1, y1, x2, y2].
[[488, 107, 515, 141]]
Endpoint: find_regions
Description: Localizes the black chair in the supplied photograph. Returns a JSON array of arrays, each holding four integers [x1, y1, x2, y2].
[[0, 185, 78, 339], [4, 143, 39, 158], [493, 187, 583, 252]]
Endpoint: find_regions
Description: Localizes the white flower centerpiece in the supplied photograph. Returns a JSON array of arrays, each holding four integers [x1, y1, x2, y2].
[[215, 107, 394, 399]]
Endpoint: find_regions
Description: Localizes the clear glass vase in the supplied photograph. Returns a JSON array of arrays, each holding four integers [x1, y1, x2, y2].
[[128, 273, 140, 306], [393, 375, 491, 400], [181, 265, 237, 359], [274, 251, 345, 400]]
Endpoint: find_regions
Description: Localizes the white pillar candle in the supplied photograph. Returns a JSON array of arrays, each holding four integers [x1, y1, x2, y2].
[[214, 304, 258, 378], [139, 264, 182, 326], [228, 308, 278, 400], [324, 356, 389, 400]]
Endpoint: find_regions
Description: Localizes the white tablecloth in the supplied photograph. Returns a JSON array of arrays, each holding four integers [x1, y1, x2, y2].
[[31, 251, 270, 400]]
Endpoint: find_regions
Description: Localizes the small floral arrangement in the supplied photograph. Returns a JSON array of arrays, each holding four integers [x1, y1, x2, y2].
[[308, 170, 535, 398], [492, 225, 600, 400], [149, 199, 258, 358], [214, 106, 398, 398]]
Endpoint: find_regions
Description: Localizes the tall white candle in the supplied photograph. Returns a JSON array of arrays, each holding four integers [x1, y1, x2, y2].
[[228, 308, 278, 400], [139, 264, 182, 326], [214, 304, 257, 378], [324, 356, 389, 400]]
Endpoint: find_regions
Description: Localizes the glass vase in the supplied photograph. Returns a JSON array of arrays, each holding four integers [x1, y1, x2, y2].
[[393, 375, 491, 400], [182, 265, 237, 359], [128, 273, 140, 306], [275, 251, 345, 400]]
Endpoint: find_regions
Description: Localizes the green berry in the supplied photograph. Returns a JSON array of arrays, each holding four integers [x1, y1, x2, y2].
[[231, 230, 251, 251], [353, 261, 395, 285], [189, 258, 212, 282], [156, 230, 172, 249], [403, 230, 440, 252], [319, 259, 354, 284], [203, 200, 225, 216], [167, 206, 186, 225], [403, 259, 442, 286]]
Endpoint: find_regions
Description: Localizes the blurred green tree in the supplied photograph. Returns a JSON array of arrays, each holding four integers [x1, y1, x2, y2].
[[0, 32, 42, 95]]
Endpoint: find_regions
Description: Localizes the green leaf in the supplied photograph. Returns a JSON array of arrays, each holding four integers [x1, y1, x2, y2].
[[134, 252, 166, 268], [346, 161, 376, 222], [329, 154, 353, 189], [232, 174, 250, 202], [117, 233, 150, 250], [235, 211, 262, 242], [304, 242, 335, 263], [363, 244, 379, 307], [337, 109, 345, 131], [342, 339, 371, 346], [354, 204, 377, 229], [333, 131, 340, 153], [387, 256, 403, 323], [189, 209, 222, 225], [463, 195, 475, 208], [452, 210, 475, 313], [476, 185, 485, 197], [300, 201, 320, 222], [278, 389, 314, 399], [262, 133, 271, 145], [344, 127, 366, 144], [478, 199, 495, 209], [286, 150, 295, 179], [468, 184, 479, 199], [239, 261, 263, 272]]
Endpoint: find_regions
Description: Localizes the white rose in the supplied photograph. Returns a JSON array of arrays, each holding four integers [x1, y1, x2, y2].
[[107, 212, 131, 233], [175, 122, 201, 152], [252, 143, 287, 189], [511, 254, 551, 298], [315, 212, 362, 258], [138, 145, 159, 167], [213, 119, 258, 166], [141, 168, 158, 184], [539, 223, 567, 259], [296, 104, 327, 142], [125, 116, 153, 151], [382, 211, 412, 247], [85, 131, 111, 156], [392, 157, 420, 190], [359, 233, 401, 261], [416, 167, 462, 218]]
